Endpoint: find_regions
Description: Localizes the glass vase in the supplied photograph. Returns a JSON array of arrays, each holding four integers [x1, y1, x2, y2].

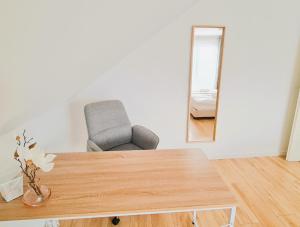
[[22, 183, 51, 207]]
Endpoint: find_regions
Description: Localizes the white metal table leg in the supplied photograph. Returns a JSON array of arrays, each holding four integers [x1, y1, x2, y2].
[[229, 206, 236, 227], [192, 210, 199, 227], [45, 220, 60, 227]]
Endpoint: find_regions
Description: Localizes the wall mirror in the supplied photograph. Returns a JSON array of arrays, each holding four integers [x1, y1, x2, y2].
[[187, 26, 225, 142]]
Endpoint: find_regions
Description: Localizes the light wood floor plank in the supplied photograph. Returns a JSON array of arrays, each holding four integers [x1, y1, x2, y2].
[[277, 214, 300, 227], [61, 157, 300, 227], [213, 160, 260, 225]]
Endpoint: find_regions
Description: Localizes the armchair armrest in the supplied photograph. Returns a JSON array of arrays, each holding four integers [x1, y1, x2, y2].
[[132, 125, 159, 150], [87, 139, 103, 152]]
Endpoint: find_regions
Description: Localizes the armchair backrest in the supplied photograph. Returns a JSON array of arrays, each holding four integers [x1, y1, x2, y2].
[[84, 100, 132, 150]]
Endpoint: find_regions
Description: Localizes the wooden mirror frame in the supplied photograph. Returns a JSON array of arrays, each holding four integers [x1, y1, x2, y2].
[[186, 25, 226, 143]]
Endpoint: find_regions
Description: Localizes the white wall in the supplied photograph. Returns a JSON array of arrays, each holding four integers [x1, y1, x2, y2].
[[1, 0, 300, 164], [0, 0, 197, 135]]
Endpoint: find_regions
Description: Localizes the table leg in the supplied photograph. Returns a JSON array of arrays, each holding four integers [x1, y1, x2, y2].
[[229, 206, 236, 227], [192, 210, 199, 227], [45, 220, 60, 227]]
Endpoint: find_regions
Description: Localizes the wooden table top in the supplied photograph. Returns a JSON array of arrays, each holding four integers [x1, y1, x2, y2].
[[0, 149, 236, 221]]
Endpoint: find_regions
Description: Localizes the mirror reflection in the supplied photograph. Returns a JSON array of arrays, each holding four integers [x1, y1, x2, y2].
[[187, 26, 225, 142]]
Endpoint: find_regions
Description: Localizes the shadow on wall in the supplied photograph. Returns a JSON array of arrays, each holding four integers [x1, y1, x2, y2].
[[280, 40, 300, 153]]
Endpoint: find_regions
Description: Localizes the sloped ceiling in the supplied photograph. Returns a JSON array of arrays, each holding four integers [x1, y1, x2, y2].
[[0, 0, 198, 135]]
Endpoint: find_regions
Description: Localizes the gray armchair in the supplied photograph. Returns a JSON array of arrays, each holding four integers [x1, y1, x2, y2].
[[84, 100, 159, 152]]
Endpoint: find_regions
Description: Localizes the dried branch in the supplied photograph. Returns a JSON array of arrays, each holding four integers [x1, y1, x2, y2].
[[22, 129, 34, 147], [15, 130, 42, 197], [15, 157, 42, 196], [16, 158, 31, 180]]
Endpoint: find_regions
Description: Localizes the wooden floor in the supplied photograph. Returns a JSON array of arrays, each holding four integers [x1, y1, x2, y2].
[[188, 117, 215, 141], [61, 157, 300, 227]]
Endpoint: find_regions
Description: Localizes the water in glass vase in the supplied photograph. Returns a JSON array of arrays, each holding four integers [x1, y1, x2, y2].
[[22, 184, 51, 207]]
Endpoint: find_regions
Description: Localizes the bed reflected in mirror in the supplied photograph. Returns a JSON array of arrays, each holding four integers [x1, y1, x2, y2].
[[187, 26, 225, 142]]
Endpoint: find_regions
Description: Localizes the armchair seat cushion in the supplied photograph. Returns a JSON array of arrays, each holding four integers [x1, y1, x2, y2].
[[109, 143, 142, 151], [92, 125, 132, 150]]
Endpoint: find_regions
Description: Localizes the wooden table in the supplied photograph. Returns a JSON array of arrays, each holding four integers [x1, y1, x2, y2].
[[0, 149, 237, 227]]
